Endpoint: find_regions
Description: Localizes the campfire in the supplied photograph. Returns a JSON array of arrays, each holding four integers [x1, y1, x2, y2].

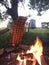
[[0, 37, 48, 65], [15, 37, 47, 65]]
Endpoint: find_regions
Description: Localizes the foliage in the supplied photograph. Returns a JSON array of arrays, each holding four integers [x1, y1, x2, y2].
[[0, 0, 18, 21], [29, 0, 49, 15], [0, 0, 25, 21]]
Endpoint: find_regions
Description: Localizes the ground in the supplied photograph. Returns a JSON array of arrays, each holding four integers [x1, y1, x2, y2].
[[0, 28, 49, 65]]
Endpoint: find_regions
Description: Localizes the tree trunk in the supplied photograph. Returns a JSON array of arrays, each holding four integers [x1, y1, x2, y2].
[[11, 0, 18, 22], [7, 0, 18, 22]]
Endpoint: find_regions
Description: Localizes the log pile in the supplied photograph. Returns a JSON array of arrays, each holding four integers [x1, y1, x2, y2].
[[0, 45, 49, 65]]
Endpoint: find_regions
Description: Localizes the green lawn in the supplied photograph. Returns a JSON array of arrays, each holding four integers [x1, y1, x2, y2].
[[0, 28, 49, 49], [26, 28, 49, 33], [0, 31, 11, 49], [21, 28, 49, 47]]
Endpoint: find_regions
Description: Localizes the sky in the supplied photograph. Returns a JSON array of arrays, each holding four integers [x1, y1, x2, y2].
[[18, 0, 49, 27], [0, 0, 49, 28]]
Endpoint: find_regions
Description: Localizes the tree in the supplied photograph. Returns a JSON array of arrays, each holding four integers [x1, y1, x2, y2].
[[0, 0, 24, 22], [0, 0, 18, 22], [29, 0, 49, 15], [0, 0, 26, 46]]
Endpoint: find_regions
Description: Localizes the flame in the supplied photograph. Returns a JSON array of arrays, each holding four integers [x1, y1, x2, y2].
[[26, 37, 43, 65], [17, 55, 21, 60], [16, 37, 43, 65], [16, 54, 26, 65]]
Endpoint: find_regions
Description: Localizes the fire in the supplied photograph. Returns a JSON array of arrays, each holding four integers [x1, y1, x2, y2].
[[26, 37, 43, 65], [16, 54, 26, 65], [16, 37, 43, 65], [17, 55, 21, 60]]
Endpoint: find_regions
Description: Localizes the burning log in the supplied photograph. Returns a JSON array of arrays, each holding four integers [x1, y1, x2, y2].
[[16, 59, 37, 65], [19, 45, 29, 50], [0, 37, 49, 65], [15, 37, 48, 65], [26, 60, 33, 65], [20, 53, 33, 59], [10, 52, 37, 65], [16, 53, 37, 65], [11, 53, 33, 60], [16, 60, 22, 65], [41, 55, 47, 65], [16, 59, 26, 65]]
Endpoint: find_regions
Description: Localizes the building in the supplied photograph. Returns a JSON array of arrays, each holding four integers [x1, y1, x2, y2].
[[41, 22, 49, 28], [29, 19, 36, 28]]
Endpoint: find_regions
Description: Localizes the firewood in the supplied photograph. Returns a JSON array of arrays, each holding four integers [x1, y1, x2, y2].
[[19, 45, 29, 50], [41, 55, 47, 65]]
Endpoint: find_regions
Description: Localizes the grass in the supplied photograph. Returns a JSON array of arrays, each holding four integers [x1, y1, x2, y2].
[[0, 28, 49, 49], [26, 28, 49, 33], [0, 31, 11, 49], [21, 28, 49, 47]]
